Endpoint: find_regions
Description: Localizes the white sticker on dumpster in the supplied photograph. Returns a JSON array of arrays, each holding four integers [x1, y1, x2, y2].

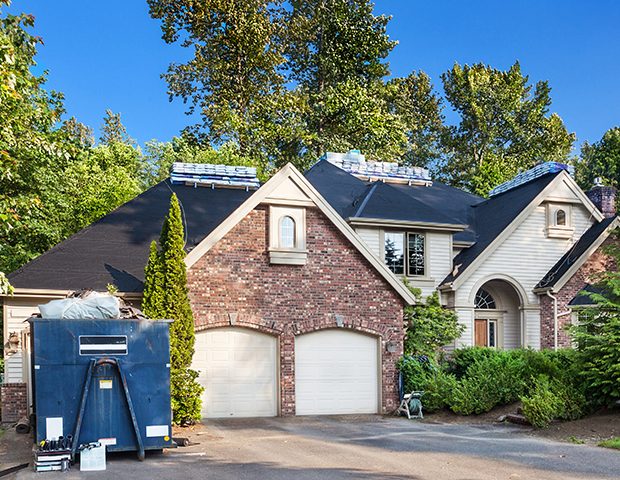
[[45, 417, 63, 440], [146, 425, 169, 437], [98, 437, 117, 446]]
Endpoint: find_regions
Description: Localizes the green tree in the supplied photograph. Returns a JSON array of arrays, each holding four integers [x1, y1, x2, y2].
[[148, 0, 284, 155], [576, 127, 620, 191], [570, 237, 620, 408], [403, 282, 464, 358], [143, 194, 203, 424], [100, 109, 133, 145], [439, 61, 575, 196], [386, 72, 445, 167], [285, 0, 396, 92]]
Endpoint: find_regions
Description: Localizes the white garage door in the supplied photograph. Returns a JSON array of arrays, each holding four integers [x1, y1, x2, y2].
[[192, 328, 277, 418], [295, 330, 379, 415]]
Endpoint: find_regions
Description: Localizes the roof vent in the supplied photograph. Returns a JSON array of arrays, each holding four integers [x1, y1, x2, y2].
[[488, 162, 574, 197], [170, 162, 260, 189], [322, 150, 432, 186]]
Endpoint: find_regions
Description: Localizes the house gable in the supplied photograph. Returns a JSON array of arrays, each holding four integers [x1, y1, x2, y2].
[[442, 171, 603, 291], [184, 163, 417, 305]]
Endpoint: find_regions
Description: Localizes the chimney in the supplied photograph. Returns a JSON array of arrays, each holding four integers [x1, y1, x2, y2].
[[587, 178, 617, 218]]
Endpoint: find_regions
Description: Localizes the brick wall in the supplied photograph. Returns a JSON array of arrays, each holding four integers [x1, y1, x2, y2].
[[1, 383, 27, 423], [540, 238, 616, 349], [187, 206, 405, 415]]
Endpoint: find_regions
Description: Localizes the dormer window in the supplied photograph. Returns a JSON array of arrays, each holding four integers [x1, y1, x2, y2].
[[546, 203, 573, 239], [555, 209, 566, 226], [269, 206, 307, 265], [279, 216, 296, 248]]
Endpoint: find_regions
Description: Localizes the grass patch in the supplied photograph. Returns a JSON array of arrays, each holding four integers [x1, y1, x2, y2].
[[599, 437, 620, 450], [568, 435, 585, 444]]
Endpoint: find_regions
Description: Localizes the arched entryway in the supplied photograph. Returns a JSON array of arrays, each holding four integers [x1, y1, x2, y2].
[[473, 279, 524, 349]]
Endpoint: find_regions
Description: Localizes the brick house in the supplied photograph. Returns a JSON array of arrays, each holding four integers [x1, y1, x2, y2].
[[2, 153, 618, 420]]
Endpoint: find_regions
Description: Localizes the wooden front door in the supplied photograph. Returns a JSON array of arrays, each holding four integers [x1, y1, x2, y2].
[[474, 319, 488, 347]]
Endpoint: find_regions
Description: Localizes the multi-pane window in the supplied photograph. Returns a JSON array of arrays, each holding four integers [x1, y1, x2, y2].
[[407, 233, 425, 276], [384, 232, 425, 276], [279, 216, 296, 248], [475, 288, 496, 309]]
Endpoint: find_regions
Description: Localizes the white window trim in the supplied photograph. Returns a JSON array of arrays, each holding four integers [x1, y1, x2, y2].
[[380, 229, 430, 280], [545, 203, 574, 239], [269, 206, 307, 265]]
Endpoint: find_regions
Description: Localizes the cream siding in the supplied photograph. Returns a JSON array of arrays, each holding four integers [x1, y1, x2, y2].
[[456, 202, 595, 308], [3, 299, 40, 384], [355, 227, 381, 258]]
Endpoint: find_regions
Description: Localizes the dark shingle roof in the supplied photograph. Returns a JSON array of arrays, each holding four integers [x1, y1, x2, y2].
[[306, 160, 483, 234], [535, 215, 618, 290], [568, 284, 604, 306], [8, 180, 253, 292], [441, 172, 561, 285]]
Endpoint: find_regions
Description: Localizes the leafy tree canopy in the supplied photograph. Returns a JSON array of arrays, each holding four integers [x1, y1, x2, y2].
[[576, 127, 620, 191], [438, 61, 575, 196]]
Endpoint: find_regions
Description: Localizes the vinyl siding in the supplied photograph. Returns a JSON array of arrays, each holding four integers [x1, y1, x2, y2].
[[3, 300, 40, 384], [355, 227, 381, 258], [354, 227, 453, 299]]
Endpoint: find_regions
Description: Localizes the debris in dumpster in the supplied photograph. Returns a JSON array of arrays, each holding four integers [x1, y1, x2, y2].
[[35, 290, 148, 320]]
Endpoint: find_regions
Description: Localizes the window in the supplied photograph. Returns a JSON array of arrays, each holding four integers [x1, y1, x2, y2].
[[384, 232, 404, 274], [269, 206, 307, 265], [408, 233, 425, 276], [555, 209, 566, 226], [488, 320, 497, 348], [546, 203, 573, 239], [383, 231, 425, 276], [475, 288, 496, 309], [279, 216, 296, 248]]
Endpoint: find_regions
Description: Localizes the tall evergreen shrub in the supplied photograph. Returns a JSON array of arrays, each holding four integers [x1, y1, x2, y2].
[[143, 194, 203, 424]]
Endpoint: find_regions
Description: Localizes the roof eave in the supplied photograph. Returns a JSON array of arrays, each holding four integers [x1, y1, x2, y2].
[[347, 217, 467, 232]]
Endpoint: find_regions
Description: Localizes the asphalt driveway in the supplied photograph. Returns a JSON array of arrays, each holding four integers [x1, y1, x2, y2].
[[13, 415, 620, 479]]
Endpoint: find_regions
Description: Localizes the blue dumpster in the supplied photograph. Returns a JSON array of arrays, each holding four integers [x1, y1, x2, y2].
[[28, 318, 174, 459]]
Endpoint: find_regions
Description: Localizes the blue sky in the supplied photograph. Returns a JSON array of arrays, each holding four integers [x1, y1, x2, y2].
[[8, 1, 620, 151]]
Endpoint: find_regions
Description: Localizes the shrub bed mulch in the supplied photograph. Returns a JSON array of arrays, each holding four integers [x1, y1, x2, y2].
[[419, 403, 620, 446]]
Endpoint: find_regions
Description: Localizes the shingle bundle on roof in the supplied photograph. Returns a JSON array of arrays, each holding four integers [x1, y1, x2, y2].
[[170, 162, 260, 189], [322, 151, 432, 186], [489, 162, 574, 197]]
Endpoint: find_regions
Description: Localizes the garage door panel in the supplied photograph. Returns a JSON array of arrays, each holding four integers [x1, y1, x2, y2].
[[295, 330, 379, 415], [192, 328, 278, 418]]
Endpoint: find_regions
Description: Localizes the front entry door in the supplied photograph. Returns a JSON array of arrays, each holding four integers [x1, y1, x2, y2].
[[474, 319, 488, 346], [474, 319, 497, 347]]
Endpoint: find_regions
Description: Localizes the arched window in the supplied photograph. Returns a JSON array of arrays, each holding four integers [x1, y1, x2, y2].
[[555, 209, 566, 226], [475, 288, 496, 309], [279, 216, 296, 248]]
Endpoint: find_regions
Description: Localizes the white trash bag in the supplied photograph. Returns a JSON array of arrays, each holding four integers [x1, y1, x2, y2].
[[39, 292, 120, 320]]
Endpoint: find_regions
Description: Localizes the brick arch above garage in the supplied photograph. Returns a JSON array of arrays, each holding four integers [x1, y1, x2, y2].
[[187, 205, 405, 415]]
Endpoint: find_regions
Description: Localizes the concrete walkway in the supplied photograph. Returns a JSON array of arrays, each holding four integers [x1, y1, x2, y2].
[[13, 415, 620, 479]]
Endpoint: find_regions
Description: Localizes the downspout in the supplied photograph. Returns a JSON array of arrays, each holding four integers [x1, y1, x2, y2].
[[545, 290, 558, 351]]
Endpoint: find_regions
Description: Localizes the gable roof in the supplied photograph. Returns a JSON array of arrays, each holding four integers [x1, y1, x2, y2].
[[305, 160, 481, 235], [8, 180, 253, 292], [441, 172, 561, 286], [441, 171, 606, 289], [9, 163, 416, 305], [184, 163, 417, 305], [535, 215, 619, 291]]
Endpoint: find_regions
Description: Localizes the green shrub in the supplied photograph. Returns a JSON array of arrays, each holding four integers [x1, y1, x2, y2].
[[449, 353, 526, 415], [445, 347, 500, 378], [402, 285, 464, 358], [549, 379, 586, 421], [521, 376, 564, 428], [170, 368, 204, 425], [398, 356, 457, 412]]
